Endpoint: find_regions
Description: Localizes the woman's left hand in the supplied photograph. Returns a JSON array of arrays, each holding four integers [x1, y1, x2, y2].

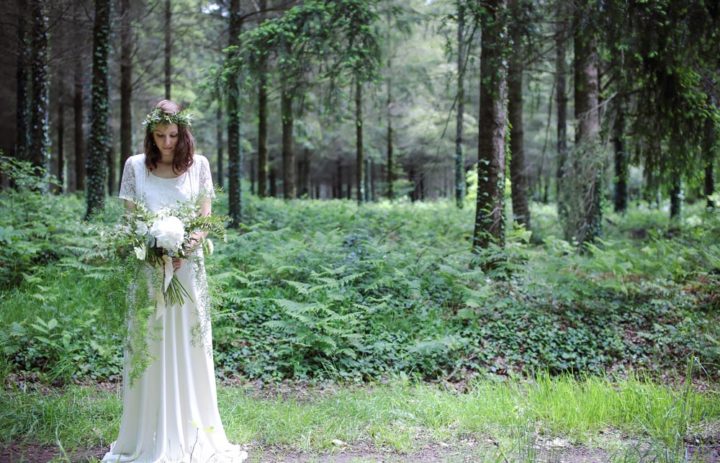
[[172, 257, 183, 271]]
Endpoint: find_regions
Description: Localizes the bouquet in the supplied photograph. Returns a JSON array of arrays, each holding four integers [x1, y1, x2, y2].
[[114, 202, 226, 309]]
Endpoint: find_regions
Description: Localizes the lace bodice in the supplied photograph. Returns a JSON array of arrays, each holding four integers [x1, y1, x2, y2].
[[118, 154, 215, 213]]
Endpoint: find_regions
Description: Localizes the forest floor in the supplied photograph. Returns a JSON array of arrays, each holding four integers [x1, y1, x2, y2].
[[2, 379, 720, 463]]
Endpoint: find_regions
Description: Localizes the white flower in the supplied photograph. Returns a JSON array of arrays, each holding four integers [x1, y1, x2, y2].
[[135, 221, 149, 237], [134, 244, 146, 260], [150, 216, 185, 251]]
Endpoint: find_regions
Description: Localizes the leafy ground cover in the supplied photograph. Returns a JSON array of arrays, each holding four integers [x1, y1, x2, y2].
[[1, 187, 719, 384]]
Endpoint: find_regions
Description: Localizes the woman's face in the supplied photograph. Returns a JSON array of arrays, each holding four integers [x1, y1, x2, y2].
[[153, 123, 179, 156]]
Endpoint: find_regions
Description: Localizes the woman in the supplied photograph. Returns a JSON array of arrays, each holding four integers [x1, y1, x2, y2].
[[103, 100, 247, 463]]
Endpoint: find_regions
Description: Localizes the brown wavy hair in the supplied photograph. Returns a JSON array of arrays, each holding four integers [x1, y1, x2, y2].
[[143, 100, 195, 174]]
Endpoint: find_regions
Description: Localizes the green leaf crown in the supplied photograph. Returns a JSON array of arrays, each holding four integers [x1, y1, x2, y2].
[[142, 108, 193, 131]]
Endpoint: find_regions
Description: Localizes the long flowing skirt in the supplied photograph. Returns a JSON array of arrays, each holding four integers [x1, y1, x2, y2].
[[102, 259, 247, 463]]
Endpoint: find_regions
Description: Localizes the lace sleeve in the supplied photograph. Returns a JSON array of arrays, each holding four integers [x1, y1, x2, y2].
[[198, 155, 216, 200], [118, 157, 136, 202]]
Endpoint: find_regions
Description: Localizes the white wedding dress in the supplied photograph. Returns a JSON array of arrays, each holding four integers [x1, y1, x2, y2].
[[103, 154, 247, 463]]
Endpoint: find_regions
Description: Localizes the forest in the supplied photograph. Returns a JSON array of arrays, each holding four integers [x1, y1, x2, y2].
[[1, 0, 720, 462]]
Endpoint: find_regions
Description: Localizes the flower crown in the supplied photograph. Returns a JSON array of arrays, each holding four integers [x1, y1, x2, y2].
[[142, 108, 193, 131]]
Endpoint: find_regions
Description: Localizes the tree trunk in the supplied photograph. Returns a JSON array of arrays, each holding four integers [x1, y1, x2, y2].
[[226, 0, 242, 226], [571, 0, 601, 245], [257, 0, 269, 198], [215, 97, 223, 188], [15, 0, 30, 162], [365, 157, 372, 202], [269, 167, 277, 197], [670, 177, 681, 220], [555, 0, 568, 209], [473, 0, 509, 251], [164, 0, 171, 99], [300, 147, 311, 197], [74, 49, 85, 193], [281, 86, 296, 199], [335, 159, 342, 199], [85, 0, 111, 218], [704, 115, 716, 208], [385, 57, 394, 199], [29, 0, 50, 173], [355, 78, 365, 204], [119, 0, 133, 191], [57, 78, 65, 192], [107, 141, 115, 195], [508, 3, 529, 229], [454, 0, 466, 208], [258, 68, 268, 198], [612, 105, 628, 213]]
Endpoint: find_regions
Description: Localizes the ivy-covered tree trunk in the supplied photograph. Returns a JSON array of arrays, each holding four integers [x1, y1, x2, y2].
[[119, 0, 132, 190], [555, 0, 568, 210], [164, 0, 171, 99], [613, 104, 628, 213], [257, 0, 268, 198], [473, 0, 509, 251], [226, 0, 242, 226], [281, 85, 296, 199], [15, 0, 30, 162], [568, 0, 601, 245], [355, 78, 365, 204], [29, 0, 50, 173], [85, 0, 110, 218], [454, 0, 466, 209], [508, 1, 529, 229]]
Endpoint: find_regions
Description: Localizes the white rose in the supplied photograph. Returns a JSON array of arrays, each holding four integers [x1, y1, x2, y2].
[[150, 216, 185, 251]]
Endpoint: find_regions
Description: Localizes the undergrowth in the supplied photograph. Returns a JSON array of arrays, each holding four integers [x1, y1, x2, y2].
[[0, 167, 719, 383]]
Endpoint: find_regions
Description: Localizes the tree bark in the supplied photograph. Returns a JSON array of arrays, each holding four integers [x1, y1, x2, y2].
[[257, 0, 269, 198], [555, 0, 568, 209], [119, 0, 133, 191], [670, 177, 681, 220], [29, 0, 50, 173], [281, 85, 296, 199], [57, 77, 65, 192], [613, 105, 628, 213], [704, 115, 716, 208], [164, 0, 171, 99], [572, 0, 601, 245], [85, 0, 111, 218], [355, 78, 365, 204], [216, 92, 223, 189], [454, 0, 466, 208], [226, 0, 242, 225], [473, 0, 509, 251], [15, 0, 30, 162], [508, 1, 529, 229], [73, 47, 85, 193]]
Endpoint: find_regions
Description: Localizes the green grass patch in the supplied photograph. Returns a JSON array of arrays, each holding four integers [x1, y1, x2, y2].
[[1, 377, 718, 459]]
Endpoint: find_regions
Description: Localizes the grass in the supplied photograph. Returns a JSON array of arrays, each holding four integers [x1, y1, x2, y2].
[[2, 375, 718, 461]]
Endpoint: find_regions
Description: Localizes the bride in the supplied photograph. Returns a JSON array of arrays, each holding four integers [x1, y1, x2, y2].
[[102, 100, 248, 463]]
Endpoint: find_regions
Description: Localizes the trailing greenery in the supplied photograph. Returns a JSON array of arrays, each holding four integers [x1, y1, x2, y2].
[[1, 179, 719, 383]]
